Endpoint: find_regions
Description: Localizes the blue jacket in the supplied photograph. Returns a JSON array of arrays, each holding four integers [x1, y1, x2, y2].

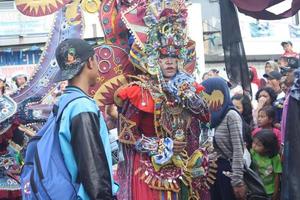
[[58, 86, 118, 199]]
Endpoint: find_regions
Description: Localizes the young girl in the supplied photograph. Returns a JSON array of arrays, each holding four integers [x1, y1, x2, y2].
[[252, 106, 282, 146], [251, 129, 282, 200]]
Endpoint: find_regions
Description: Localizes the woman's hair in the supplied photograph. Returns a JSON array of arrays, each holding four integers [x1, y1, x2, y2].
[[231, 94, 253, 125], [253, 129, 279, 157], [255, 87, 277, 105], [259, 105, 276, 124]]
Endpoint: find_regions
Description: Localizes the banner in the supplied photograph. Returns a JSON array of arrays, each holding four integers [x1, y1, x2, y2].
[[0, 50, 42, 66]]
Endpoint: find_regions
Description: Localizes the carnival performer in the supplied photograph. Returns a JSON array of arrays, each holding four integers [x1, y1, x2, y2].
[[115, 1, 216, 199]]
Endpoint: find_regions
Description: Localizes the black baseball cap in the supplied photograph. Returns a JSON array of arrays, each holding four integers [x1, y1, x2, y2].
[[263, 71, 282, 80], [281, 41, 292, 47], [54, 38, 95, 82]]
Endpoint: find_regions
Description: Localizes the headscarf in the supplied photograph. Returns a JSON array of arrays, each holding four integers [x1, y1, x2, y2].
[[202, 77, 235, 128], [265, 60, 279, 72]]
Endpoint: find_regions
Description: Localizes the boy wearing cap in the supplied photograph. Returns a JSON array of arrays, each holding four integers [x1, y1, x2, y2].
[[55, 38, 118, 200]]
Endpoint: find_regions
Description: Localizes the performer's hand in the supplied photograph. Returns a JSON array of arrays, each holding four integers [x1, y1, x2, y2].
[[233, 184, 246, 200], [173, 140, 187, 154]]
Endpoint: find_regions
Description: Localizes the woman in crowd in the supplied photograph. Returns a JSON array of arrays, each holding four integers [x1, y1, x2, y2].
[[254, 87, 277, 127], [265, 60, 280, 74], [261, 60, 280, 88], [202, 77, 245, 200], [232, 94, 254, 149]]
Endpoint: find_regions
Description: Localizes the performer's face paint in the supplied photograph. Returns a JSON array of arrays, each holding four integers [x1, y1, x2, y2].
[[158, 57, 178, 80]]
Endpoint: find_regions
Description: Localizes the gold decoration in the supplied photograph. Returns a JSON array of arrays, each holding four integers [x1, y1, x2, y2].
[[81, 0, 100, 13], [94, 75, 128, 107], [96, 76, 105, 84], [201, 90, 224, 111], [65, 0, 81, 25], [113, 64, 123, 75]]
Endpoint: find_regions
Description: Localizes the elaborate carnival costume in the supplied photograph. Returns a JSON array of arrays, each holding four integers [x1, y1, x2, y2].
[[113, 1, 218, 199]]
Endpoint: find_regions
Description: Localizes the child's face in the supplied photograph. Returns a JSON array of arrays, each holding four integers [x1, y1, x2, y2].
[[252, 138, 265, 154], [257, 110, 272, 128]]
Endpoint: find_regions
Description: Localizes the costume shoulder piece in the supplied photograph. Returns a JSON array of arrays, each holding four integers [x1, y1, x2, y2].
[[114, 75, 160, 113]]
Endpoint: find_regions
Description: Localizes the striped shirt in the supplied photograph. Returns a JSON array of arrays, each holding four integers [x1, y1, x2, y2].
[[214, 110, 244, 186]]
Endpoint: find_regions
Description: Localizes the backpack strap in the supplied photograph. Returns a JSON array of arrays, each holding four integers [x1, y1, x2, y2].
[[54, 92, 89, 122]]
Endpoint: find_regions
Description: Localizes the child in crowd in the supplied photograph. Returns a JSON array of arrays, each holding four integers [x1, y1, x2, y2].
[[251, 129, 282, 200], [252, 106, 281, 146]]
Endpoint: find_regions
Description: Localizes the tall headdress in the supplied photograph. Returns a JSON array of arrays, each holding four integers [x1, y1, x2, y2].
[[122, 0, 196, 75]]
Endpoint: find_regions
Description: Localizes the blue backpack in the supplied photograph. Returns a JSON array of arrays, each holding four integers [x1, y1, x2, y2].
[[21, 92, 86, 200]]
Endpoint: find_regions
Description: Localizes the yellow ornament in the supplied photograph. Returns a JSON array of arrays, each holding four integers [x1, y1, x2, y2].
[[65, 0, 81, 25], [81, 0, 100, 13]]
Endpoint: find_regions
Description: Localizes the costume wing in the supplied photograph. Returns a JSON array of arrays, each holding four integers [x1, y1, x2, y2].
[[10, 3, 83, 127], [11, 7, 83, 105]]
